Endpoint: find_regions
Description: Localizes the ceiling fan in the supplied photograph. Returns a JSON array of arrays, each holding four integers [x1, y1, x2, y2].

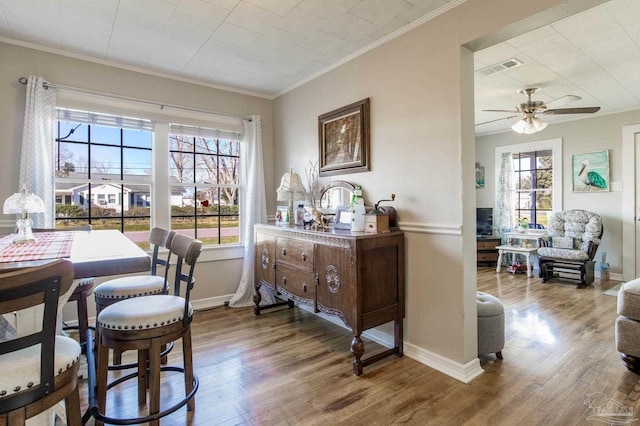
[[478, 87, 601, 134]]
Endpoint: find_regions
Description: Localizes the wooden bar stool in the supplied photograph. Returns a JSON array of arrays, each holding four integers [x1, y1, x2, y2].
[[93, 227, 175, 365], [33, 226, 95, 350], [94, 233, 202, 426], [0, 260, 82, 426]]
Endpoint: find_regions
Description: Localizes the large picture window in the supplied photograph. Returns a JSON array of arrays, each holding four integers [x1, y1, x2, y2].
[[54, 107, 243, 249]]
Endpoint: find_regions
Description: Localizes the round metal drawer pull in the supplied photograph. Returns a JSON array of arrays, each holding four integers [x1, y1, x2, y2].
[[302, 253, 307, 261]]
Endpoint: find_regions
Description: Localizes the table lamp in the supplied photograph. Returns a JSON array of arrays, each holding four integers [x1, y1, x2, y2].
[[3, 185, 45, 243], [276, 169, 305, 225]]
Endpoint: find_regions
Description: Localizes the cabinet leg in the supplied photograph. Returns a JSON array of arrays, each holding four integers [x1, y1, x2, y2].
[[395, 319, 403, 358], [351, 335, 365, 376], [253, 283, 262, 316]]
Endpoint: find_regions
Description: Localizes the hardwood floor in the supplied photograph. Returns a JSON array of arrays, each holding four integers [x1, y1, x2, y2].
[[75, 269, 637, 425]]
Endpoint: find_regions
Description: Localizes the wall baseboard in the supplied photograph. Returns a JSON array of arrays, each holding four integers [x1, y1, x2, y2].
[[404, 341, 484, 384]]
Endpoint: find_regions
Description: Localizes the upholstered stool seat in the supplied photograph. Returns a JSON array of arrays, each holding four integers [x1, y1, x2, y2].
[[477, 291, 505, 359], [0, 335, 81, 398], [615, 278, 640, 372], [98, 295, 192, 331], [93, 275, 166, 302]]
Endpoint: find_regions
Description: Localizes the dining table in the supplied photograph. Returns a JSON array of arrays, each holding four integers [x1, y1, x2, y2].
[[0, 229, 151, 426]]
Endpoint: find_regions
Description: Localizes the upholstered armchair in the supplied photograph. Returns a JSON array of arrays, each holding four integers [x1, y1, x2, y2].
[[537, 209, 603, 287]]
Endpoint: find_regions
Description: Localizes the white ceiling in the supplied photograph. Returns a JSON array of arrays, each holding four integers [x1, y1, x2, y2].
[[1, 0, 639, 135], [474, 0, 640, 135]]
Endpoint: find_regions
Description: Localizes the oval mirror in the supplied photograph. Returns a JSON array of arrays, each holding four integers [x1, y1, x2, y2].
[[319, 181, 355, 211]]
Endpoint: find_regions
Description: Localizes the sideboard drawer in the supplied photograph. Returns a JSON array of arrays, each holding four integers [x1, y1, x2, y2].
[[276, 237, 314, 271], [276, 263, 315, 303], [477, 240, 499, 250], [477, 252, 499, 262]]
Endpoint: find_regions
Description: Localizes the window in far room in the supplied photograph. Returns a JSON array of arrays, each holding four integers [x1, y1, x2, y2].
[[494, 138, 562, 232], [512, 149, 553, 228]]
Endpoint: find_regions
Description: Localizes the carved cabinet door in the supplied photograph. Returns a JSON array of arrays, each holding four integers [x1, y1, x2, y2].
[[315, 244, 355, 328], [254, 232, 276, 288]]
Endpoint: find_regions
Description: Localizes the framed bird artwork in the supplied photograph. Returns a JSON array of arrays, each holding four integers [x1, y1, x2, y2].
[[572, 150, 610, 192]]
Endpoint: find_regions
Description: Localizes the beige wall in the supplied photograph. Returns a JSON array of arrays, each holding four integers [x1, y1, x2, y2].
[[477, 109, 640, 277], [272, 0, 574, 373], [0, 0, 608, 380], [0, 41, 274, 319]]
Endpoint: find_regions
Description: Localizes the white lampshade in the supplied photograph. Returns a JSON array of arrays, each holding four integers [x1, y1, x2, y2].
[[276, 169, 305, 226], [3, 186, 45, 215], [276, 169, 305, 201], [3, 185, 45, 244]]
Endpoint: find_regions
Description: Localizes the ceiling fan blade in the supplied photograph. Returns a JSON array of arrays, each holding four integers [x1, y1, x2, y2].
[[476, 115, 520, 126], [482, 109, 519, 113], [545, 95, 581, 109], [543, 106, 601, 115]]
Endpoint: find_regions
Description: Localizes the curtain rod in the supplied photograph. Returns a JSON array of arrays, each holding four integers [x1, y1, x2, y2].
[[18, 77, 252, 122]]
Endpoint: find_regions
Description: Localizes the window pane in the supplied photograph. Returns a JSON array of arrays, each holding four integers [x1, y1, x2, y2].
[[517, 171, 532, 190], [59, 121, 88, 142], [123, 129, 152, 149], [91, 125, 120, 146], [124, 147, 152, 176], [219, 156, 239, 185], [170, 135, 194, 152], [56, 142, 88, 178], [536, 170, 553, 189], [195, 137, 217, 154], [196, 154, 217, 184], [170, 153, 194, 183], [222, 215, 240, 244], [537, 151, 552, 168], [91, 145, 122, 177], [535, 190, 553, 209]]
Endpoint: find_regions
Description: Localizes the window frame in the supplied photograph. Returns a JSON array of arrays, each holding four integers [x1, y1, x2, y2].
[[494, 138, 563, 227], [54, 93, 246, 262]]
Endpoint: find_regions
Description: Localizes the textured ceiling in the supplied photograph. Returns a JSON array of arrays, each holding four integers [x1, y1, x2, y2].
[[0, 0, 461, 97], [1, 0, 638, 135], [474, 0, 640, 135]]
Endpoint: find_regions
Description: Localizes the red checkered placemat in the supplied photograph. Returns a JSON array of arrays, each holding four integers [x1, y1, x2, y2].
[[0, 232, 74, 262]]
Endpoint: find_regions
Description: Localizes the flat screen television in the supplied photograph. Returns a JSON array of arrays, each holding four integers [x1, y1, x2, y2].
[[476, 207, 493, 236]]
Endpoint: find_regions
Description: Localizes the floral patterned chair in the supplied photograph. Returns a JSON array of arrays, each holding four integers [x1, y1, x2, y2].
[[537, 209, 603, 288]]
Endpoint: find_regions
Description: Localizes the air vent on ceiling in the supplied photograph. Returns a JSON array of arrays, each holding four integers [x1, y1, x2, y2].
[[477, 58, 523, 76]]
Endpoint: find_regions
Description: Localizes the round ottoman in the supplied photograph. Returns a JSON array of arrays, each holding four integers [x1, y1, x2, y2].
[[477, 291, 505, 359], [615, 278, 640, 373]]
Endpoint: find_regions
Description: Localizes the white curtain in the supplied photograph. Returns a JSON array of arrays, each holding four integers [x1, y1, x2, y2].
[[494, 152, 514, 239], [20, 76, 56, 228], [228, 115, 274, 307]]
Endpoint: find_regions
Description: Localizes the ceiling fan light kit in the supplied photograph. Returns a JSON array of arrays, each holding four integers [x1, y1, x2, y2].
[[512, 115, 548, 134], [479, 87, 601, 134]]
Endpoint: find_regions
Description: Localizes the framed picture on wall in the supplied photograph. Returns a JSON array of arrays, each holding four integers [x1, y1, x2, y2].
[[572, 150, 610, 192], [318, 98, 370, 177]]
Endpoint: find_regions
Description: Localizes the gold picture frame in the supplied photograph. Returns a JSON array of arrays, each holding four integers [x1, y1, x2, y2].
[[318, 98, 370, 177]]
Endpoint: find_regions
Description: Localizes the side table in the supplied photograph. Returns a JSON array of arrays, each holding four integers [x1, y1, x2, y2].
[[496, 245, 538, 278]]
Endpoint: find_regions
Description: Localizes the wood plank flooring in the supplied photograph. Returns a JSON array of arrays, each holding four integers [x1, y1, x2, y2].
[[74, 269, 637, 425]]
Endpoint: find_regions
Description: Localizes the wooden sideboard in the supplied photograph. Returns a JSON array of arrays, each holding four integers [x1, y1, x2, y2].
[[253, 224, 405, 376], [477, 236, 501, 266]]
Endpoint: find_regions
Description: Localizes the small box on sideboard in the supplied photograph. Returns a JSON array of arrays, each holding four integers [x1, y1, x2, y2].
[[365, 213, 390, 233]]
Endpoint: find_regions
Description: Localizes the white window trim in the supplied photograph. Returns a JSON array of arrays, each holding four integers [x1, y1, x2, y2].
[[55, 92, 245, 261], [494, 138, 563, 213]]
